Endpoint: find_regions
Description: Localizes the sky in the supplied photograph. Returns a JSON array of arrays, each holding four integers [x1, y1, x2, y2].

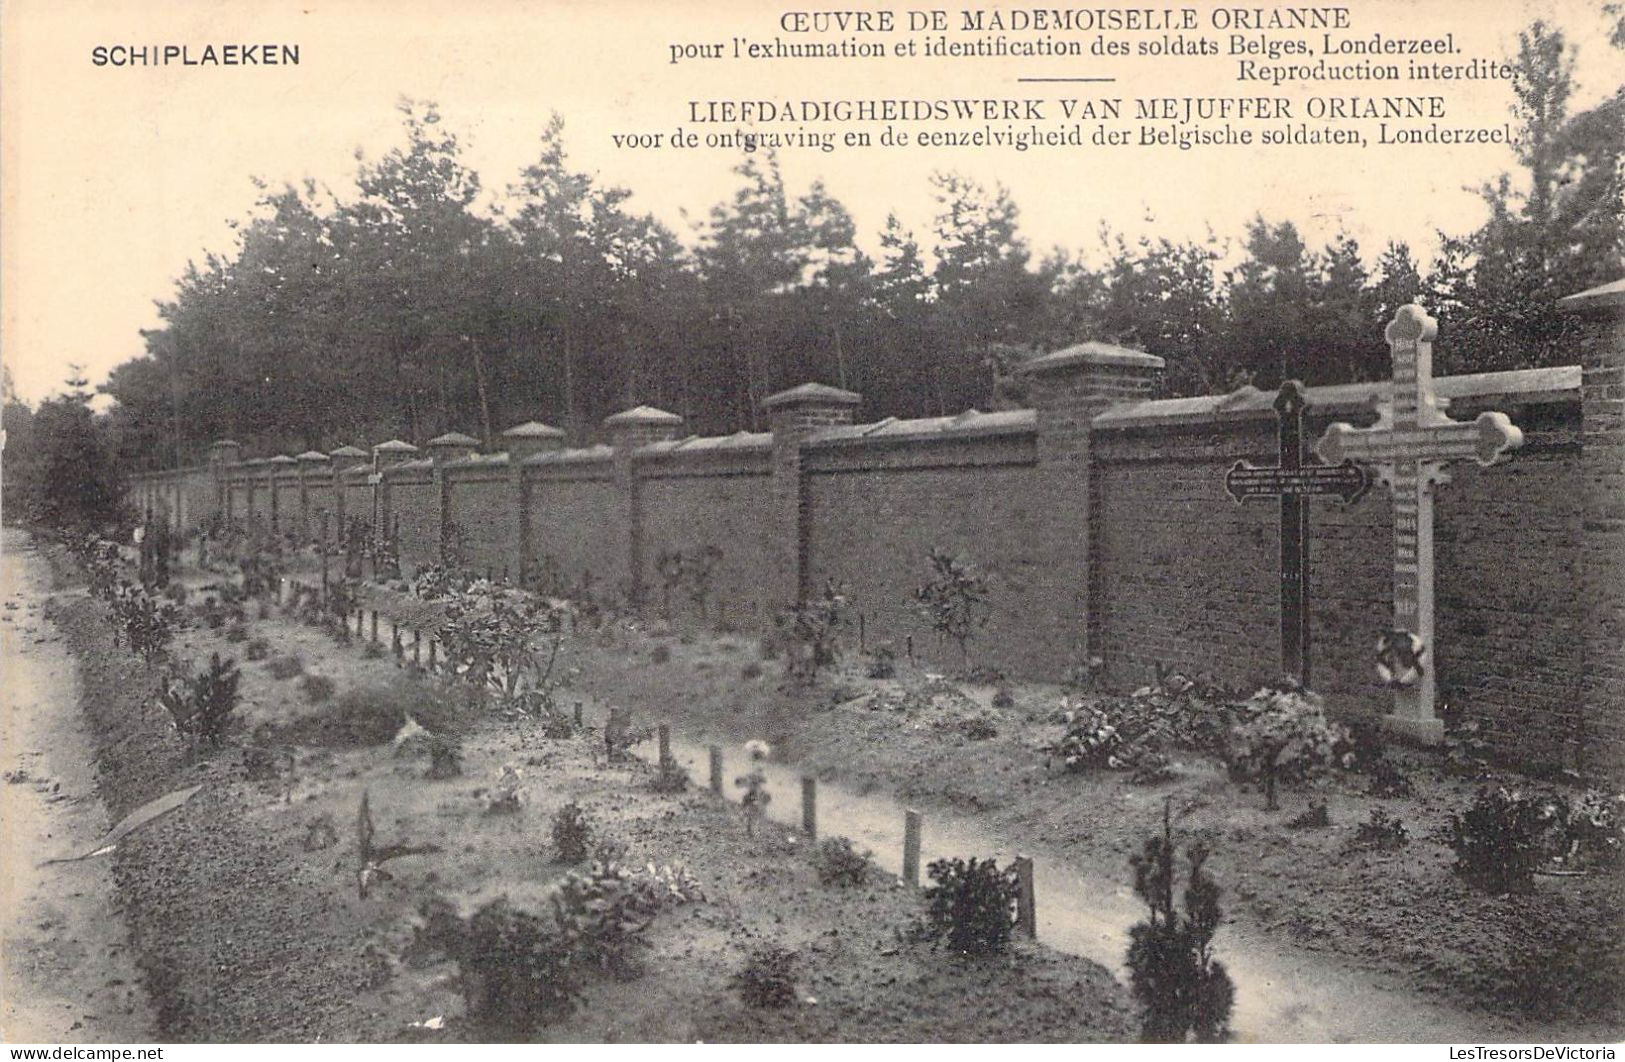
[[1, 0, 1619, 405]]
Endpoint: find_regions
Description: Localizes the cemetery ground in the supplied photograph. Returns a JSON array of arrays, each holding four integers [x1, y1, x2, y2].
[[17, 532, 1132, 1044], [15, 530, 1624, 1044]]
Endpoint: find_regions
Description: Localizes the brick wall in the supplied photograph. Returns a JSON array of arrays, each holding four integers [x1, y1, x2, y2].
[[444, 470, 514, 577], [637, 453, 776, 627], [125, 305, 1620, 774], [1091, 390, 1585, 770], [526, 467, 622, 598]]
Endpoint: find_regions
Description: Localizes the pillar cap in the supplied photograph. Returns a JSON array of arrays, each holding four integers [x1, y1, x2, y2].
[[427, 431, 480, 448], [372, 439, 419, 454], [603, 405, 682, 427], [296, 450, 330, 463], [329, 445, 368, 458], [762, 382, 861, 410], [1015, 342, 1164, 376], [266, 454, 297, 465], [501, 420, 566, 439]]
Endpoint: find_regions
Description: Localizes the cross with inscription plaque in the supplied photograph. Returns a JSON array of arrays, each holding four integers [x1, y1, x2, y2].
[[1315, 304, 1524, 743], [1225, 380, 1370, 689]]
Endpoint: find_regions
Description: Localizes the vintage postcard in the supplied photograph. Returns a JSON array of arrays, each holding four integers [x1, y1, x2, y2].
[[2, 0, 1622, 1050]]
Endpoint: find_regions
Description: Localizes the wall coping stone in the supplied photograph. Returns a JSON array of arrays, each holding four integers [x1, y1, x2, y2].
[[1094, 365, 1580, 431], [522, 444, 615, 466], [807, 408, 1035, 448]]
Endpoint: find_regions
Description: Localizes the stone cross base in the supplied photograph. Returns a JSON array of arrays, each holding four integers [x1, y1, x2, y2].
[[1380, 714, 1445, 747]]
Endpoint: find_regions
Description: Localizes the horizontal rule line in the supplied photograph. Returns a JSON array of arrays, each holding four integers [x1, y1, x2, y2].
[[1016, 76, 1118, 82]]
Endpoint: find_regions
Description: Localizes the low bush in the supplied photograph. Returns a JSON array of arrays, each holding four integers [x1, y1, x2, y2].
[[160, 653, 242, 748], [991, 686, 1015, 709], [426, 734, 463, 779], [1225, 684, 1345, 810], [459, 898, 582, 1033], [961, 716, 999, 741], [244, 637, 270, 661], [866, 643, 897, 679], [740, 661, 764, 680], [731, 945, 798, 1009], [1286, 801, 1330, 829], [266, 654, 304, 680], [551, 802, 591, 863], [650, 757, 690, 793], [300, 674, 336, 703], [1365, 759, 1416, 799], [922, 856, 1019, 957], [551, 861, 702, 981], [1348, 807, 1409, 851], [224, 622, 249, 644], [650, 644, 671, 664], [812, 836, 872, 887], [1448, 787, 1560, 894]]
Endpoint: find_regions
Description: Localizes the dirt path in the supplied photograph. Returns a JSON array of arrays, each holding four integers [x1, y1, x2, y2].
[[0, 528, 152, 1043]]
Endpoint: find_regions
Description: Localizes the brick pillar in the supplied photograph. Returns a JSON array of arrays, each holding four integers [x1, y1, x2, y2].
[[428, 433, 479, 564], [328, 446, 368, 533], [1559, 280, 1625, 779], [763, 383, 862, 607], [297, 451, 330, 542], [208, 440, 240, 525], [267, 456, 295, 533], [372, 440, 419, 561], [604, 406, 684, 607], [1016, 342, 1164, 678], [501, 421, 566, 586]]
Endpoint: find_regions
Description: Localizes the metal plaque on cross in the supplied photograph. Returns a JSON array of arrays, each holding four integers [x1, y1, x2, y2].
[[1314, 304, 1523, 743], [1225, 380, 1371, 689]]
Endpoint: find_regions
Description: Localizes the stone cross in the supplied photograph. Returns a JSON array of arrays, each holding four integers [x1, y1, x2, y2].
[[1225, 380, 1370, 689], [1315, 304, 1524, 742]]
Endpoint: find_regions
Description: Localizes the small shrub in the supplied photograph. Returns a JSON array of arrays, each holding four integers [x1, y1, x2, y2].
[[991, 686, 1015, 709], [1225, 684, 1345, 810], [741, 661, 764, 680], [256, 600, 271, 621], [426, 734, 463, 779], [1448, 787, 1558, 894], [1126, 814, 1234, 1043], [922, 856, 1019, 957], [300, 674, 336, 704], [1562, 789, 1625, 869], [551, 861, 704, 981], [1348, 807, 1409, 851], [551, 801, 591, 863], [224, 622, 249, 644], [775, 579, 847, 684], [913, 548, 991, 671], [244, 637, 270, 662], [650, 644, 671, 664], [460, 898, 582, 1032], [731, 946, 798, 1009], [961, 716, 999, 741], [650, 757, 690, 793], [486, 764, 525, 814], [1286, 801, 1330, 829], [266, 654, 304, 680], [1365, 759, 1416, 799], [813, 836, 872, 887], [361, 641, 384, 659], [160, 653, 242, 748], [866, 643, 897, 679]]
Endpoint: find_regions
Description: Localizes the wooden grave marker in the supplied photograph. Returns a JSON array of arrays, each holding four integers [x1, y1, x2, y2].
[[1225, 379, 1370, 688]]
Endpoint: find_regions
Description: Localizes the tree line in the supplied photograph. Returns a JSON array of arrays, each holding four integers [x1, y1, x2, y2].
[[3, 20, 1620, 527]]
